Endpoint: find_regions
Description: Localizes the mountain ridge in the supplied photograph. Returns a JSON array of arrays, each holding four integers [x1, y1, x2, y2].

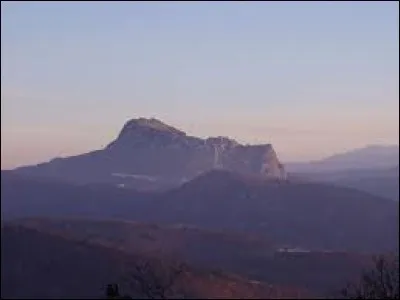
[[10, 118, 287, 189], [3, 170, 397, 253], [286, 145, 399, 173]]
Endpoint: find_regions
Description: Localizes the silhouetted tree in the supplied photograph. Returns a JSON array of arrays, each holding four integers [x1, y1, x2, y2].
[[126, 259, 186, 299], [106, 259, 187, 299], [341, 254, 399, 299], [106, 284, 120, 299], [105, 283, 132, 299]]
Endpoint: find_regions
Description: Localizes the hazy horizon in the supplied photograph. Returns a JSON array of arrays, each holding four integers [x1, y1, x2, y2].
[[1, 1, 399, 168], [1, 115, 398, 169]]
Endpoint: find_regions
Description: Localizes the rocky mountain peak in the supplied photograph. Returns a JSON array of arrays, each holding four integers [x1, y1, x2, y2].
[[106, 118, 187, 149], [118, 118, 186, 138], [105, 118, 287, 180]]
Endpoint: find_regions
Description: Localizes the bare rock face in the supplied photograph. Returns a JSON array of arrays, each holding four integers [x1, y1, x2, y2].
[[12, 118, 287, 188], [259, 145, 287, 179], [108, 118, 186, 148]]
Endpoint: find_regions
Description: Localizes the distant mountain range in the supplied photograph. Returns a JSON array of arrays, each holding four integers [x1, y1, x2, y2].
[[290, 166, 399, 201], [286, 145, 399, 173], [285, 145, 398, 201], [5, 119, 398, 198]]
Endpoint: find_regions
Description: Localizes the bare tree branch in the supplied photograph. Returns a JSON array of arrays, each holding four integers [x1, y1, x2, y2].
[[341, 254, 399, 299], [120, 258, 187, 299]]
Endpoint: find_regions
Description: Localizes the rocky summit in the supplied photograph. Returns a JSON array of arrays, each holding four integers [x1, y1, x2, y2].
[[11, 118, 287, 189]]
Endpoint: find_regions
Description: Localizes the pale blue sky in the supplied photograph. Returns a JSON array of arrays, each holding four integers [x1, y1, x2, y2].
[[1, 1, 399, 168]]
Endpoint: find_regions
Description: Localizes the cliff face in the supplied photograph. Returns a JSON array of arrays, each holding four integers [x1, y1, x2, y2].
[[12, 118, 286, 189], [218, 144, 286, 180]]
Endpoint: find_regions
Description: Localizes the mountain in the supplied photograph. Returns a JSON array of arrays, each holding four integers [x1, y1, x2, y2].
[[2, 170, 398, 253], [8, 118, 286, 190], [290, 166, 399, 201], [138, 170, 399, 253], [286, 145, 399, 173], [2, 224, 308, 299], [9, 217, 373, 297]]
